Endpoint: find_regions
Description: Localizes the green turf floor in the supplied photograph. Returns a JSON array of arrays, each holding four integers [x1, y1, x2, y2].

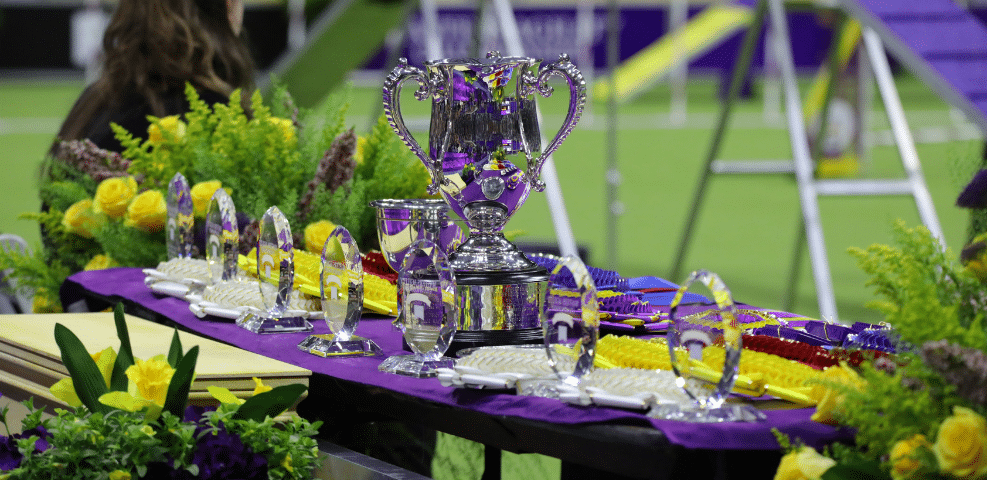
[[1, 71, 983, 479]]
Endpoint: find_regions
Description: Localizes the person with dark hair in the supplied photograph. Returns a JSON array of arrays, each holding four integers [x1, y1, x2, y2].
[[54, 0, 255, 154]]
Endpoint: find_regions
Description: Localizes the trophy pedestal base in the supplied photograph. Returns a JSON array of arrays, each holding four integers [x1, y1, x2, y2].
[[449, 267, 548, 353], [297, 334, 381, 357], [236, 311, 313, 334], [378, 354, 455, 378], [648, 403, 767, 423]]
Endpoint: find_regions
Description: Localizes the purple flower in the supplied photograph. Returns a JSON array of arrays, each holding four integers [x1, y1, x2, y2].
[[0, 426, 51, 471], [192, 423, 268, 480], [957, 169, 987, 208], [182, 405, 216, 423]]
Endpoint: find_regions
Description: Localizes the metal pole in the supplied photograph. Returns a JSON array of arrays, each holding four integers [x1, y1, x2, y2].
[[606, 0, 621, 269], [491, 0, 580, 258], [767, 0, 838, 320], [862, 29, 945, 246], [668, 0, 688, 125], [669, 0, 767, 282]]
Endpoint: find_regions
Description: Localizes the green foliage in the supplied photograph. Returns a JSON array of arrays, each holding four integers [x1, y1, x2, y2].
[[95, 220, 167, 268], [0, 235, 72, 311], [39, 181, 90, 212], [848, 220, 987, 350], [829, 358, 957, 462]]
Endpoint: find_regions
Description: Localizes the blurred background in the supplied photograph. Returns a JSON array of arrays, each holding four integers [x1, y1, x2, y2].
[[2, 0, 986, 326]]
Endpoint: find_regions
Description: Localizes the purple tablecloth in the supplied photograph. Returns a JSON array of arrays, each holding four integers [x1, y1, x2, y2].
[[60, 267, 848, 451]]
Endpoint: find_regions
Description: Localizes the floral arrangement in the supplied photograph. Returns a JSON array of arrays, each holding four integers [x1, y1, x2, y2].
[[773, 164, 987, 480], [0, 83, 430, 312], [0, 304, 320, 479]]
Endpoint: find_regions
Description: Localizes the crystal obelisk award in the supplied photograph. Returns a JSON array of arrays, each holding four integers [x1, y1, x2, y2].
[[382, 52, 585, 346]]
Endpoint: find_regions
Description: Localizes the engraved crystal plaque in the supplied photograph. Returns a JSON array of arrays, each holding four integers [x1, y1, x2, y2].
[[166, 173, 194, 260], [236, 206, 312, 334], [378, 238, 457, 377], [297, 225, 381, 356], [516, 255, 597, 398], [205, 189, 239, 283], [650, 270, 762, 422]]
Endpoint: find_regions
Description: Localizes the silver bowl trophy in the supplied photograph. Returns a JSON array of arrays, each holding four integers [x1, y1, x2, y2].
[[382, 51, 585, 349]]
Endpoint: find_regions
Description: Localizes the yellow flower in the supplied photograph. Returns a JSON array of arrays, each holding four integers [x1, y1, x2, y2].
[[124, 190, 166, 232], [773, 446, 836, 480], [207, 386, 245, 405], [268, 116, 296, 145], [108, 470, 132, 480], [62, 198, 105, 238], [50, 346, 116, 406], [252, 377, 272, 396], [304, 219, 337, 254], [190, 180, 223, 218], [890, 434, 930, 480], [281, 453, 294, 473], [32, 287, 62, 314], [147, 115, 186, 145], [125, 355, 175, 406], [50, 378, 82, 408], [94, 177, 138, 218], [353, 136, 368, 165], [934, 406, 987, 479], [810, 363, 863, 425], [84, 254, 117, 271], [140, 425, 155, 436]]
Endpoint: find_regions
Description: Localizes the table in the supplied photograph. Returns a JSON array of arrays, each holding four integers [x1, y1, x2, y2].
[[60, 267, 850, 479]]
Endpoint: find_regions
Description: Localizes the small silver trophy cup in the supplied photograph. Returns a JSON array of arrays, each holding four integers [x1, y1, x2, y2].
[[382, 51, 586, 340]]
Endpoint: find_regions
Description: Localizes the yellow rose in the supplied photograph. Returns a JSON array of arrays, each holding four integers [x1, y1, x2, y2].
[[268, 116, 296, 145], [890, 434, 930, 480], [84, 254, 117, 271], [810, 363, 864, 425], [125, 355, 175, 406], [147, 115, 186, 145], [94, 176, 138, 218], [934, 406, 987, 479], [190, 180, 223, 218], [125, 190, 166, 232], [774, 446, 836, 480], [62, 198, 105, 238], [304, 219, 337, 254]]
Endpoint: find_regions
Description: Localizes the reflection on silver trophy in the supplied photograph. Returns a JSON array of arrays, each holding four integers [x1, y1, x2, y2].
[[382, 51, 586, 338]]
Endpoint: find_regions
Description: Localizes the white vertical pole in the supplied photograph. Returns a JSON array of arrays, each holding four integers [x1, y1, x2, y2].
[[768, 0, 839, 321], [669, 0, 688, 125], [288, 0, 306, 51], [491, 0, 580, 259]]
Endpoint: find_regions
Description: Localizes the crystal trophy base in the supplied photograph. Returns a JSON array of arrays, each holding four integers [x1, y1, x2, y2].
[[378, 355, 455, 378], [297, 334, 381, 357], [236, 310, 313, 334], [648, 403, 766, 423]]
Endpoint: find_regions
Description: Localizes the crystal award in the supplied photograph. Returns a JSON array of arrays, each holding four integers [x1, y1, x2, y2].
[[650, 270, 764, 422], [166, 173, 194, 259], [297, 225, 381, 356], [378, 238, 457, 377], [235, 206, 313, 334], [516, 255, 598, 398], [205, 189, 239, 283]]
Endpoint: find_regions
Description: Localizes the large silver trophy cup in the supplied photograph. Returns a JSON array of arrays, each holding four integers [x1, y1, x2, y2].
[[383, 51, 585, 345]]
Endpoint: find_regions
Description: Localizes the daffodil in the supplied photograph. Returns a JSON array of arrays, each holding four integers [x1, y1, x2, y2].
[[50, 346, 117, 407], [252, 377, 272, 396], [207, 385, 245, 406], [99, 354, 175, 420]]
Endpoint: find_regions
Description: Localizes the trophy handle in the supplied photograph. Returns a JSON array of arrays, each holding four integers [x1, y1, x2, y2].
[[382, 58, 444, 195], [523, 53, 587, 192]]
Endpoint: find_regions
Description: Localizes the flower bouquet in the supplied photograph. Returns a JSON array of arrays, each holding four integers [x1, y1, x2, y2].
[[0, 304, 321, 479], [773, 216, 987, 479], [0, 83, 431, 312]]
